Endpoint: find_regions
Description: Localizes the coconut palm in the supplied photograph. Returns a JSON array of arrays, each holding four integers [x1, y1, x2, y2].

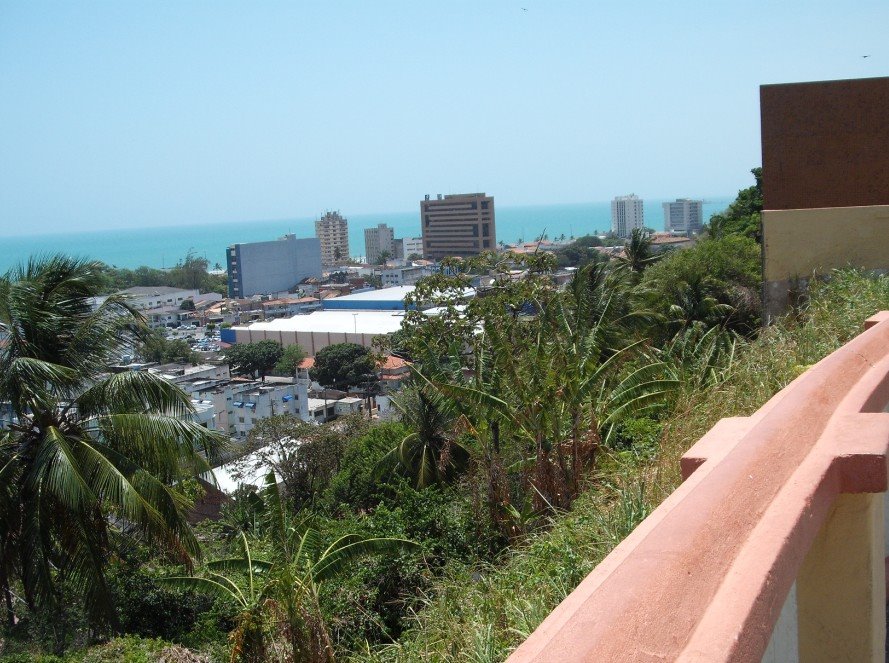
[[617, 227, 660, 274], [0, 255, 226, 629], [164, 473, 417, 663], [379, 384, 469, 489]]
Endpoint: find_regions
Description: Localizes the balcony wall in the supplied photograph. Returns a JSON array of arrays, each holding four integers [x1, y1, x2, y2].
[[507, 312, 889, 663]]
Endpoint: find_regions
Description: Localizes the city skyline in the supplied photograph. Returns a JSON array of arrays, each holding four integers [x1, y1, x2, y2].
[[1, 1, 886, 237]]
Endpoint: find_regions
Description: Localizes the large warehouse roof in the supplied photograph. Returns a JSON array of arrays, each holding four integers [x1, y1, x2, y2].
[[235, 310, 406, 335], [321, 285, 415, 310]]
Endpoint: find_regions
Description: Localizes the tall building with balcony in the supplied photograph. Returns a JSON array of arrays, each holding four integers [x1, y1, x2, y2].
[[315, 211, 350, 267], [421, 193, 496, 260], [662, 198, 703, 235], [364, 223, 395, 264], [227, 234, 322, 298], [611, 194, 644, 238]]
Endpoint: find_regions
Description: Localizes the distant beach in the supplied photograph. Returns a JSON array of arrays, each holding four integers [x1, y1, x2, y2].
[[0, 198, 731, 273]]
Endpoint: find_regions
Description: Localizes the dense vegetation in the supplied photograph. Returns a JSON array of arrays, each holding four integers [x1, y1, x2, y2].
[[5, 170, 888, 663], [95, 252, 229, 296]]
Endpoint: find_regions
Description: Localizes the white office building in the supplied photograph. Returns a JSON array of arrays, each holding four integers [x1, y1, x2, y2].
[[394, 237, 424, 260], [662, 198, 703, 236], [611, 194, 645, 238]]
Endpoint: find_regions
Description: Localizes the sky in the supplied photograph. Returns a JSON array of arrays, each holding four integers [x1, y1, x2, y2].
[[0, 1, 886, 236]]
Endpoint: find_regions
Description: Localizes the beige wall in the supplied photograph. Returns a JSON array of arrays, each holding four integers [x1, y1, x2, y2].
[[762, 205, 889, 320], [233, 327, 378, 355]]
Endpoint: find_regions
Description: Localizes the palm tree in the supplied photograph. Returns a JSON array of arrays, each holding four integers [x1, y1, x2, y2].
[[0, 256, 226, 631], [666, 273, 735, 333], [408, 266, 675, 518], [379, 384, 469, 488], [617, 228, 660, 274], [164, 473, 416, 662]]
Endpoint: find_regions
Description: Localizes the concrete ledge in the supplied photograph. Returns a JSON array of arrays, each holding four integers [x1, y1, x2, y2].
[[507, 312, 889, 663]]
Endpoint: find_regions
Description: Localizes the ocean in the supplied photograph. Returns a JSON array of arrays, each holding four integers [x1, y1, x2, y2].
[[0, 199, 732, 273]]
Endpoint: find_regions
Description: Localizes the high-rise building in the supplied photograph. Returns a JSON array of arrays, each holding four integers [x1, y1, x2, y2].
[[662, 198, 703, 236], [394, 237, 424, 260], [611, 194, 645, 238], [227, 234, 322, 298], [420, 193, 496, 260], [315, 211, 350, 267], [364, 223, 395, 264]]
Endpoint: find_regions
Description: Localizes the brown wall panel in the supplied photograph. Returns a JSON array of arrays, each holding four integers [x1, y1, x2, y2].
[[760, 77, 889, 210]]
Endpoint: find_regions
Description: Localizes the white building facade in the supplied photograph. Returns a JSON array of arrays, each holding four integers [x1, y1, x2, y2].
[[394, 237, 424, 260], [611, 194, 645, 238], [662, 198, 703, 236]]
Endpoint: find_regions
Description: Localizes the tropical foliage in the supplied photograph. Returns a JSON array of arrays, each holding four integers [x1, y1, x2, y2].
[[224, 340, 284, 382], [164, 473, 416, 663], [0, 256, 226, 642], [11, 172, 870, 663], [309, 344, 376, 391]]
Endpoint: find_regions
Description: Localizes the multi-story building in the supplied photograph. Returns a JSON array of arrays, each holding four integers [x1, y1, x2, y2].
[[315, 211, 350, 267], [191, 379, 306, 439], [380, 265, 428, 287], [662, 198, 703, 236], [93, 286, 199, 312], [226, 234, 322, 298], [394, 236, 424, 260], [420, 193, 496, 260], [611, 194, 645, 238], [364, 223, 395, 264]]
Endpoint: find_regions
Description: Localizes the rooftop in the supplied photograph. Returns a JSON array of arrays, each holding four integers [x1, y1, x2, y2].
[[235, 310, 406, 336], [118, 286, 195, 296]]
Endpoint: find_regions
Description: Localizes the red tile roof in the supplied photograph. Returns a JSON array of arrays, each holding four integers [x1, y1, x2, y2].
[[379, 355, 410, 370]]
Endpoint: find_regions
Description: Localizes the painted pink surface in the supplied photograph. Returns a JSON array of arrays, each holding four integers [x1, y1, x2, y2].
[[507, 312, 889, 663]]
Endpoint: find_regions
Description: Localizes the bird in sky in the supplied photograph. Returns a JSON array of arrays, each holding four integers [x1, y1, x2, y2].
[[521, 7, 528, 11], [862, 55, 870, 58]]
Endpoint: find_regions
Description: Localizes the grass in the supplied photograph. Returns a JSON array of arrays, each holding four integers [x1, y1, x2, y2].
[[357, 268, 889, 663]]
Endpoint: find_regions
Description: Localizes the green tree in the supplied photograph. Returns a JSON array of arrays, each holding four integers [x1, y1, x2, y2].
[[225, 340, 284, 382], [231, 414, 370, 509], [274, 344, 307, 376], [617, 228, 660, 274], [379, 385, 468, 489], [310, 343, 376, 390], [140, 329, 199, 364], [554, 235, 606, 268], [0, 256, 226, 635], [639, 235, 762, 337], [376, 250, 392, 265], [707, 167, 763, 241], [164, 473, 416, 663]]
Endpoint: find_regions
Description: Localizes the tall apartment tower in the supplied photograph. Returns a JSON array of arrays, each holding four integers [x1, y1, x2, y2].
[[364, 223, 395, 264], [315, 211, 350, 267], [662, 198, 703, 236], [420, 193, 496, 261], [611, 194, 645, 238], [227, 234, 322, 298]]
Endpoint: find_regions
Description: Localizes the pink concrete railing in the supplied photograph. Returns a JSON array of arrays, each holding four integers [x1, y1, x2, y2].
[[507, 312, 889, 663]]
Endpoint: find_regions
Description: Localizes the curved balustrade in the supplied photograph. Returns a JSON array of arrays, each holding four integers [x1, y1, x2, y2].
[[507, 312, 889, 663]]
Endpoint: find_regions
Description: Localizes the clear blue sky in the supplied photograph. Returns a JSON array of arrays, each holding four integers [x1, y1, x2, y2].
[[1, 1, 886, 236]]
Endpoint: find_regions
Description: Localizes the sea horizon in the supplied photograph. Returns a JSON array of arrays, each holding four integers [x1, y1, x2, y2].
[[0, 198, 733, 274]]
